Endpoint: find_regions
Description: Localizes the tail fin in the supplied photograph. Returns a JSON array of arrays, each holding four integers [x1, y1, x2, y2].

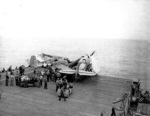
[[29, 55, 42, 67], [29, 56, 36, 67]]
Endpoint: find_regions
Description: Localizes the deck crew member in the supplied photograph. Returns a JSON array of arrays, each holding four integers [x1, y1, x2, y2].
[[56, 78, 60, 92], [19, 66, 24, 76], [46, 70, 50, 82], [63, 76, 70, 96], [18, 75, 21, 86], [62, 76, 68, 88], [56, 78, 62, 92], [5, 72, 9, 86], [7, 71, 11, 78], [48, 65, 53, 81], [15, 74, 19, 86], [41, 70, 45, 76], [37, 76, 41, 87], [58, 85, 66, 101], [33, 75, 38, 86], [10, 72, 15, 86], [44, 75, 48, 89], [39, 75, 43, 87], [111, 107, 116, 116], [55, 69, 61, 82]]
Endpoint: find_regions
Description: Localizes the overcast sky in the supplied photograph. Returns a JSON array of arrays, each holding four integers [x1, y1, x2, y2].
[[0, 0, 150, 75], [0, 0, 150, 42]]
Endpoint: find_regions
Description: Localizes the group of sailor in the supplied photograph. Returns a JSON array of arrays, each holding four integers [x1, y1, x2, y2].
[[18, 69, 51, 89], [56, 76, 73, 101], [3, 65, 74, 101], [5, 71, 15, 86], [19, 68, 74, 101]]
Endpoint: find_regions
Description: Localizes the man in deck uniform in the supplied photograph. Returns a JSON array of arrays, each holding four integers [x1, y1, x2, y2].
[[56, 78, 63, 92], [46, 70, 50, 82], [62, 76, 69, 100], [59, 85, 66, 101], [10, 72, 15, 86], [111, 107, 116, 116], [15, 74, 19, 86], [39, 75, 43, 87], [15, 69, 19, 86], [62, 76, 68, 88], [55, 69, 61, 82], [44, 75, 48, 89], [36, 76, 40, 87], [7, 71, 11, 78], [41, 70, 45, 76], [5, 72, 9, 86], [56, 78, 60, 92], [48, 65, 53, 81], [19, 66, 23, 76]]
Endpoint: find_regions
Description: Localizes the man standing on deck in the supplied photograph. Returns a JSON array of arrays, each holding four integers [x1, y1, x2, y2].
[[10, 72, 15, 86], [58, 86, 66, 101], [19, 66, 25, 76], [41, 70, 45, 76], [110, 107, 116, 116], [15, 74, 19, 86], [5, 72, 9, 86], [7, 71, 11, 78], [48, 65, 53, 81], [62, 76, 68, 88], [56, 78, 63, 92], [55, 69, 61, 82], [44, 75, 48, 89], [39, 75, 43, 87], [46, 70, 50, 82]]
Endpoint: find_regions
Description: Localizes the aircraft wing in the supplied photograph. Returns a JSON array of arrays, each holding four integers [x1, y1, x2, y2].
[[55, 64, 97, 76], [55, 64, 76, 74], [42, 53, 63, 59], [78, 70, 97, 76]]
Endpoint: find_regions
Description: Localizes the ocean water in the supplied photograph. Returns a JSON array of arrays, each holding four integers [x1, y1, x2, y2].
[[0, 39, 149, 90]]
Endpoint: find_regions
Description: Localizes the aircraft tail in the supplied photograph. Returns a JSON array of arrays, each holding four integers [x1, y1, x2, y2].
[[29, 55, 43, 67]]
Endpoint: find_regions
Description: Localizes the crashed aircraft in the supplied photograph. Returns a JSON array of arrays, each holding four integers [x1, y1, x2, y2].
[[27, 51, 100, 78]]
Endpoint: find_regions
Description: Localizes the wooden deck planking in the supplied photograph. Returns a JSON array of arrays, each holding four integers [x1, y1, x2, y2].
[[0, 75, 132, 116]]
